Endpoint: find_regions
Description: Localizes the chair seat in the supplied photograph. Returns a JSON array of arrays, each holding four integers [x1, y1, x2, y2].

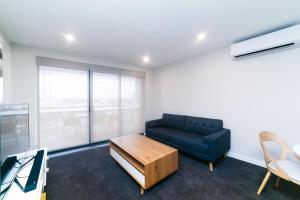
[[269, 160, 300, 183]]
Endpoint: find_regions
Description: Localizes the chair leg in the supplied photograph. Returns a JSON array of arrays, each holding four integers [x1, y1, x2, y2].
[[275, 177, 280, 188], [257, 171, 271, 195], [209, 162, 213, 172]]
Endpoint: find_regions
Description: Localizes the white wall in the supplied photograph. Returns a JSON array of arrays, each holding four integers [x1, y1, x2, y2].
[[0, 30, 12, 102], [10, 44, 155, 149], [10, 41, 300, 167], [153, 46, 300, 167]]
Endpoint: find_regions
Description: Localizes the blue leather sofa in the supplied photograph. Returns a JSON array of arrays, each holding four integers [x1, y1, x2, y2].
[[145, 113, 230, 171]]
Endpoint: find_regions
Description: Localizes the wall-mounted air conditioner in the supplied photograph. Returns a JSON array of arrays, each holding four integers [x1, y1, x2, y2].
[[231, 24, 300, 60]]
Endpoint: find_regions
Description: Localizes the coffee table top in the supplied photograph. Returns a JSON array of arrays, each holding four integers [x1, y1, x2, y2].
[[110, 134, 177, 165]]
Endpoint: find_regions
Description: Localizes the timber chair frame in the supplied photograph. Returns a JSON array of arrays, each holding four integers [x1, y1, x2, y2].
[[257, 131, 300, 195]]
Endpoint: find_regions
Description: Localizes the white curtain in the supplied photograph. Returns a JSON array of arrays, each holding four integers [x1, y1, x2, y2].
[[91, 73, 145, 141], [91, 72, 120, 142], [120, 76, 145, 136], [39, 66, 89, 150], [38, 58, 145, 150]]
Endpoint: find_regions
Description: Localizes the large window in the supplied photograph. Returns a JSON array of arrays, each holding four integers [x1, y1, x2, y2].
[[92, 73, 120, 142], [91, 74, 145, 142], [38, 57, 145, 151], [39, 66, 89, 150], [121, 76, 145, 136]]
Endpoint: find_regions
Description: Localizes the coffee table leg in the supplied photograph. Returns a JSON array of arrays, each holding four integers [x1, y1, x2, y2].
[[140, 187, 144, 195]]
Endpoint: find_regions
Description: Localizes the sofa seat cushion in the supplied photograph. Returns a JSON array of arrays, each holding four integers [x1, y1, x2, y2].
[[147, 127, 208, 154]]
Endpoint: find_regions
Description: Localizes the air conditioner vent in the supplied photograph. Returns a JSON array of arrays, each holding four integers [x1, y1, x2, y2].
[[234, 42, 295, 59]]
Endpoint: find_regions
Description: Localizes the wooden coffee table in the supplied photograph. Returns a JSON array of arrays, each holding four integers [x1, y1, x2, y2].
[[110, 134, 178, 194]]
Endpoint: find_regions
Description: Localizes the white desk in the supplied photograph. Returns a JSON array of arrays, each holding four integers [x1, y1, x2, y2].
[[0, 149, 48, 200]]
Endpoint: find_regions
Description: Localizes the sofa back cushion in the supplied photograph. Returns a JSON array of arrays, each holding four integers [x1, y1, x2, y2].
[[162, 113, 186, 129], [184, 116, 223, 135]]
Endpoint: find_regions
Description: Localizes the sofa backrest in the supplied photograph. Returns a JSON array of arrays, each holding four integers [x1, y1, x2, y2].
[[184, 116, 223, 136], [162, 113, 186, 129]]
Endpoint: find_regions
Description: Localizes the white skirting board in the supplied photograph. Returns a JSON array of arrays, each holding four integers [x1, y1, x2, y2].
[[228, 152, 266, 168]]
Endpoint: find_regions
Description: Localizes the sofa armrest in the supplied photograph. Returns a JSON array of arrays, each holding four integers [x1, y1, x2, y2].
[[203, 129, 231, 162], [146, 119, 163, 128]]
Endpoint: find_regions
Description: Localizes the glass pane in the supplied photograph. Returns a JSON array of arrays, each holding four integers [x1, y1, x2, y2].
[[0, 103, 29, 161], [92, 72, 120, 142], [39, 66, 89, 151], [121, 76, 145, 135]]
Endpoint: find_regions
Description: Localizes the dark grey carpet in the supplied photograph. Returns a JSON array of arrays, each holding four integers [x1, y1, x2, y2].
[[46, 146, 300, 200]]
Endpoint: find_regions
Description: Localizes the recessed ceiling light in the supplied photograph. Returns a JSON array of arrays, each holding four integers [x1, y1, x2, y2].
[[196, 32, 206, 42], [142, 55, 151, 64], [64, 33, 75, 43]]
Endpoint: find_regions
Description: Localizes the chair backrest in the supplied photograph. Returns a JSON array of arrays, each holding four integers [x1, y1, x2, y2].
[[259, 131, 292, 164], [259, 131, 294, 180]]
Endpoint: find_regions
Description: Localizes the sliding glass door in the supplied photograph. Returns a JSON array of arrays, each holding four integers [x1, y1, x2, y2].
[[91, 72, 120, 142], [91, 74, 145, 141], [39, 66, 89, 150], [38, 57, 145, 151], [120, 76, 145, 136]]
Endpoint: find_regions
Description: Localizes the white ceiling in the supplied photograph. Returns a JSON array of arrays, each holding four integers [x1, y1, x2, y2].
[[0, 0, 300, 68]]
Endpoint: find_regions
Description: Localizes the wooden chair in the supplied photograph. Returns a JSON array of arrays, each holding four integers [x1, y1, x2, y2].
[[257, 131, 300, 195]]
